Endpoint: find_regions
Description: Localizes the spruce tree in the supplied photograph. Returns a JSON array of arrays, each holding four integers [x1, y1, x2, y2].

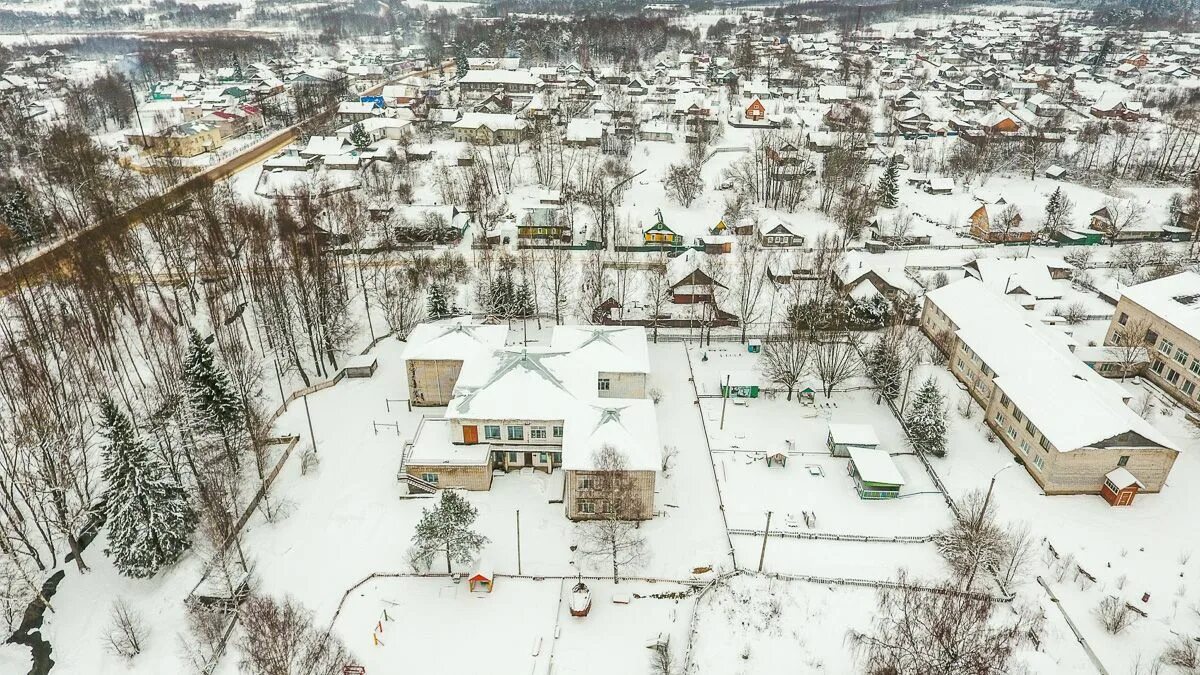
[[427, 282, 450, 319], [349, 122, 371, 150], [100, 399, 197, 578], [455, 43, 469, 79], [1041, 187, 1073, 240], [182, 329, 242, 440], [409, 491, 489, 573], [905, 377, 948, 457], [231, 55, 244, 81], [876, 159, 900, 209]]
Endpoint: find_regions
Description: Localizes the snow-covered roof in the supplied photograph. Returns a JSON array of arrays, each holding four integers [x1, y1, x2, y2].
[[401, 321, 508, 363], [828, 422, 880, 447], [1119, 271, 1200, 341], [407, 418, 491, 466], [926, 279, 1174, 452], [301, 135, 351, 157], [459, 68, 541, 87], [549, 326, 650, 374], [452, 112, 527, 132], [965, 257, 1063, 300], [1105, 466, 1144, 490], [565, 118, 603, 142], [847, 446, 904, 486], [720, 370, 760, 388], [561, 400, 660, 472]]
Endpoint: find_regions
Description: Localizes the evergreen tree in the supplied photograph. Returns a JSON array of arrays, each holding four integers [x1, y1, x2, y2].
[[182, 329, 242, 443], [867, 335, 901, 400], [100, 399, 197, 578], [455, 43, 469, 79], [876, 159, 900, 209], [408, 491, 489, 573], [231, 54, 244, 81], [349, 122, 371, 150], [905, 377, 948, 457], [427, 282, 451, 319], [1041, 187, 1073, 239], [1, 189, 46, 243]]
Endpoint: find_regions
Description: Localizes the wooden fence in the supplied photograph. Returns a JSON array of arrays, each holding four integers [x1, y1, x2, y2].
[[727, 528, 935, 544]]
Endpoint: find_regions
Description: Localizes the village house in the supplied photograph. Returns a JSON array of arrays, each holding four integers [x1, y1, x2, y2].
[[969, 203, 1032, 243], [400, 323, 658, 520], [758, 220, 805, 247], [922, 278, 1178, 497], [126, 120, 222, 158], [451, 113, 528, 144], [1104, 272, 1200, 414], [643, 210, 684, 246], [457, 68, 543, 100]]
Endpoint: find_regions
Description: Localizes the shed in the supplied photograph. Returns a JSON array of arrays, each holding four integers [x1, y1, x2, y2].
[[747, 339, 762, 354], [846, 446, 904, 500], [342, 354, 378, 378], [766, 451, 787, 467], [1054, 229, 1102, 246], [826, 423, 880, 457], [468, 564, 494, 592], [1101, 467, 1144, 506], [720, 370, 760, 398]]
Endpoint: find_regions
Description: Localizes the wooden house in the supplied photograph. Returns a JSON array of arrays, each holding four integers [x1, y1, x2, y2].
[[667, 251, 726, 304], [758, 221, 805, 247], [643, 210, 683, 246], [745, 97, 766, 121], [969, 204, 1032, 243]]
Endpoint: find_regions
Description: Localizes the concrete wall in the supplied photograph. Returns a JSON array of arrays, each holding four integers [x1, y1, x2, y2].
[[563, 469, 655, 521], [405, 464, 493, 491], [1105, 296, 1200, 414], [407, 359, 463, 406], [598, 371, 647, 399], [451, 418, 564, 445]]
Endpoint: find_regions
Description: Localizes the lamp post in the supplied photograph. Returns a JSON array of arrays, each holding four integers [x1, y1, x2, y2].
[[965, 463, 1016, 590]]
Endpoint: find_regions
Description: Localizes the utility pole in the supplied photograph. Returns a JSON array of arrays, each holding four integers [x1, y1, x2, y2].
[[302, 393, 318, 454], [757, 511, 772, 572], [720, 373, 732, 430], [128, 82, 148, 148], [516, 509, 522, 575]]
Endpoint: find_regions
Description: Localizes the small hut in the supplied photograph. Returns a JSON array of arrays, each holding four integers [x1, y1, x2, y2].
[[468, 564, 494, 593], [1101, 467, 1143, 506], [827, 423, 880, 458], [342, 354, 378, 378], [846, 447, 904, 500], [766, 451, 788, 467], [747, 339, 762, 354]]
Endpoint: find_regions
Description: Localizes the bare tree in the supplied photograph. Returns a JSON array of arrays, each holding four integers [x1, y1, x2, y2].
[[648, 640, 676, 675], [731, 240, 774, 342], [1106, 316, 1153, 382], [538, 247, 576, 325], [104, 599, 148, 659], [644, 252, 670, 343], [238, 594, 354, 675], [1099, 197, 1145, 246], [663, 162, 703, 207], [849, 571, 1023, 674], [760, 326, 812, 400], [1160, 633, 1200, 670], [935, 490, 1011, 590], [577, 445, 648, 583], [813, 334, 861, 397], [1095, 595, 1135, 634]]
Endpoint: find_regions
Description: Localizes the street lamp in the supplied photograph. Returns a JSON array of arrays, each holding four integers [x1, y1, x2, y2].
[[976, 463, 1016, 530]]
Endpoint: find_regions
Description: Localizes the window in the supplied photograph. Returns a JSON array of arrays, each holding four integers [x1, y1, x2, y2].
[[579, 476, 593, 489], [1152, 359, 1165, 375], [507, 425, 524, 441], [603, 501, 616, 514], [1159, 338, 1175, 355], [421, 472, 438, 484], [1039, 435, 1052, 452], [956, 358, 966, 370], [1032, 454, 1045, 470], [1185, 381, 1196, 396], [1146, 330, 1159, 346], [539, 452, 548, 463], [1118, 312, 1129, 326], [1190, 359, 1200, 376], [1013, 408, 1024, 423], [1168, 368, 1181, 385], [1117, 455, 1130, 467], [492, 451, 505, 464], [1019, 439, 1030, 455], [1000, 393, 1010, 408], [598, 377, 611, 392], [552, 452, 562, 464], [1025, 419, 1036, 435], [1007, 426, 1017, 440], [484, 425, 501, 440], [508, 451, 519, 462], [552, 425, 564, 438], [1175, 348, 1190, 365], [994, 412, 1006, 426], [530, 426, 547, 440], [578, 501, 595, 514]]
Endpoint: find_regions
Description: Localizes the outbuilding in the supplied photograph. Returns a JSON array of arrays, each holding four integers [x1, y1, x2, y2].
[[1101, 467, 1144, 506], [720, 370, 760, 398], [846, 446, 904, 500], [826, 422, 880, 457], [468, 564, 494, 592]]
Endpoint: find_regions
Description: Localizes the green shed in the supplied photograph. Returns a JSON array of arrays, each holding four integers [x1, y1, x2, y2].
[[847, 446, 904, 500], [1054, 229, 1102, 246]]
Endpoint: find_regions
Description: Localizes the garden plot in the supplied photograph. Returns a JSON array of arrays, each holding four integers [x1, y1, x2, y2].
[[712, 451, 951, 537]]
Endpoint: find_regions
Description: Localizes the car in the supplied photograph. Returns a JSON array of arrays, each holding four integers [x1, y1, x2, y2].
[[718, 180, 734, 190]]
